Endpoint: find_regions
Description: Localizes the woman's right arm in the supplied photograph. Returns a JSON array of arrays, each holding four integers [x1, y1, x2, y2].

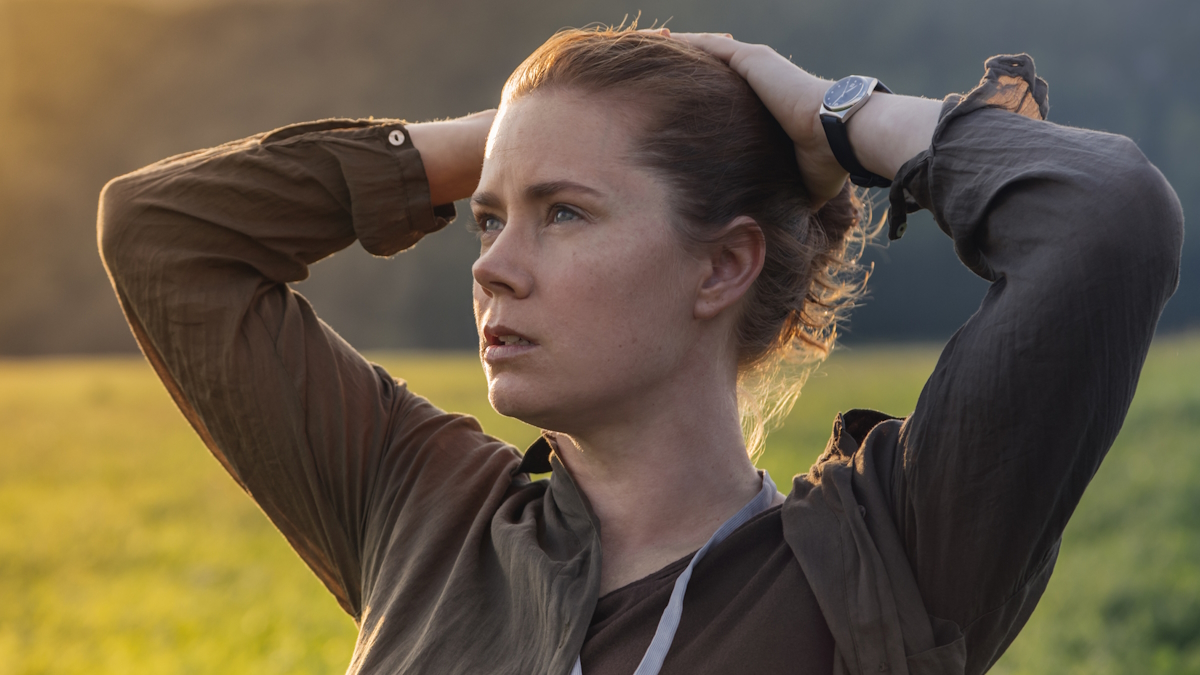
[[97, 112, 513, 621]]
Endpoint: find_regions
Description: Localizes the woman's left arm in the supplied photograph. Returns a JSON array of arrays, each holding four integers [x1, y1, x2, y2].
[[879, 70, 1182, 670], [679, 34, 1184, 670]]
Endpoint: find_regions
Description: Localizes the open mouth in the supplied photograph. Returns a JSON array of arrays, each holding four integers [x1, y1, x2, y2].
[[483, 325, 537, 350], [490, 335, 535, 347]]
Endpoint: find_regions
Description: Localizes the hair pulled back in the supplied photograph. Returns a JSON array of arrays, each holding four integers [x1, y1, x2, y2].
[[503, 27, 872, 455]]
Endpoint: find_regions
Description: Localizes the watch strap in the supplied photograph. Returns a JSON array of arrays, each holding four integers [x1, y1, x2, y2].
[[820, 79, 894, 188]]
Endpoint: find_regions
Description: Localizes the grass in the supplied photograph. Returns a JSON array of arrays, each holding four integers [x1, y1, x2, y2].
[[989, 334, 1200, 675], [0, 334, 1197, 674]]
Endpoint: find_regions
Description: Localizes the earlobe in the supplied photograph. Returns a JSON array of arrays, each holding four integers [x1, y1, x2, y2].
[[694, 216, 766, 320]]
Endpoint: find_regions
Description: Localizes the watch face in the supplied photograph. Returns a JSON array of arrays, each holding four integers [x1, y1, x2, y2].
[[824, 76, 871, 111]]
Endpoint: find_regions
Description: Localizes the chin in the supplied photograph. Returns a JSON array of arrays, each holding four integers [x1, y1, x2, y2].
[[488, 377, 550, 426], [487, 375, 580, 433]]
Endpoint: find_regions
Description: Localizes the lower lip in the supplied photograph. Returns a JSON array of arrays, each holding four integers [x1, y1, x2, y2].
[[483, 343, 537, 363]]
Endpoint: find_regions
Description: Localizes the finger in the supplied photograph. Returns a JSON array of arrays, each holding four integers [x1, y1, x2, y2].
[[668, 31, 733, 39], [667, 32, 741, 63]]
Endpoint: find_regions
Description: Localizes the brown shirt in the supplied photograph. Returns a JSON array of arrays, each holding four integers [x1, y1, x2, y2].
[[97, 55, 1183, 675]]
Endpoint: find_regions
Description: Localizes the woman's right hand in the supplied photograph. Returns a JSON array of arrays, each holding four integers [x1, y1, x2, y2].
[[407, 109, 496, 206]]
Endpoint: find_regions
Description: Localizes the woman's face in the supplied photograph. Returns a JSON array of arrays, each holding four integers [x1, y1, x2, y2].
[[471, 89, 710, 434]]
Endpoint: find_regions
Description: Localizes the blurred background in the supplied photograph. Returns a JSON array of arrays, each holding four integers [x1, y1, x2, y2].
[[0, 0, 1195, 354], [1, 0, 1198, 673]]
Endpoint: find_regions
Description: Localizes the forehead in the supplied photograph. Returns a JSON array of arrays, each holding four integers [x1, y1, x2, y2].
[[480, 90, 652, 193]]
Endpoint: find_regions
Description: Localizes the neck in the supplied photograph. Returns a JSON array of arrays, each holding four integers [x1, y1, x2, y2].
[[551, 363, 767, 595]]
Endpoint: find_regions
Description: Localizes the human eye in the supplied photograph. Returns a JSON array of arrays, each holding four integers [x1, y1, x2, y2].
[[549, 204, 583, 224], [469, 212, 505, 239]]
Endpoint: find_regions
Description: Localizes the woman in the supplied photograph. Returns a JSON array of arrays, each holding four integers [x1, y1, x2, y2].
[[98, 28, 1182, 675]]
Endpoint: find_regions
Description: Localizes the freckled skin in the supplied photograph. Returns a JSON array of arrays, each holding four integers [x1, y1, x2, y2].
[[471, 91, 706, 438]]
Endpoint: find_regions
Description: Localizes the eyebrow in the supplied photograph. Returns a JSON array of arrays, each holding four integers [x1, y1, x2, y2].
[[471, 180, 604, 209]]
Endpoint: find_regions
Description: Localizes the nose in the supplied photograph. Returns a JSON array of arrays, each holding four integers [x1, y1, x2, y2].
[[471, 227, 534, 300]]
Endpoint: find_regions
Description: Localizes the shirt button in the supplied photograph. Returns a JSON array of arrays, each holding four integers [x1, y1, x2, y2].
[[388, 129, 405, 146]]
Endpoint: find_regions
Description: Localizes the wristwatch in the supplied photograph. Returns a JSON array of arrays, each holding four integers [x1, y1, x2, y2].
[[819, 75, 893, 188]]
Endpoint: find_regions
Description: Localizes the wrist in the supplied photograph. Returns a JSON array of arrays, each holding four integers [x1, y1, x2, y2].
[[845, 94, 941, 180], [818, 76, 896, 188], [408, 110, 496, 205], [799, 89, 855, 206]]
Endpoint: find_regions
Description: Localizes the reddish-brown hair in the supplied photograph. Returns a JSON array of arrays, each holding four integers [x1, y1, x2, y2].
[[503, 27, 870, 453]]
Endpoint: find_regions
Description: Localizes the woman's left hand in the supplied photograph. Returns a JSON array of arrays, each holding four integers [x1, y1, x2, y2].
[[663, 31, 942, 207], [662, 31, 849, 205]]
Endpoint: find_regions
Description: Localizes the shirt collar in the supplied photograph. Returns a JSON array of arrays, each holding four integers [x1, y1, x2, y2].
[[516, 434, 555, 474]]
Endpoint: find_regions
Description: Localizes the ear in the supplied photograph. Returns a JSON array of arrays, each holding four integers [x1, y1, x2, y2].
[[694, 216, 766, 321]]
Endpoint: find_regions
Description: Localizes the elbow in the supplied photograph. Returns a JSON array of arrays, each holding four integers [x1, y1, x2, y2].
[[96, 171, 149, 280], [1088, 135, 1184, 297]]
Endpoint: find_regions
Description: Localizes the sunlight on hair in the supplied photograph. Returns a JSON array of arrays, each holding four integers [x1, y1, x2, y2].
[[502, 25, 890, 462], [740, 191, 884, 460]]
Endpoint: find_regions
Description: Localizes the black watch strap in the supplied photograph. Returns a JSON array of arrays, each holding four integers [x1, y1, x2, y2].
[[820, 113, 893, 188]]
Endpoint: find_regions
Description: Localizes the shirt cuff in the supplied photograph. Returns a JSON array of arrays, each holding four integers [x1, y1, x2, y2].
[[261, 118, 457, 257], [886, 54, 1049, 241]]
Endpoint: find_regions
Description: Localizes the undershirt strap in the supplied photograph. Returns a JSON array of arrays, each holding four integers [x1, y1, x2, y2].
[[570, 471, 779, 675]]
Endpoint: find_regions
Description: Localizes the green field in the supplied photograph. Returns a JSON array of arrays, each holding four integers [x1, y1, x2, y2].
[[1, 335, 1198, 674]]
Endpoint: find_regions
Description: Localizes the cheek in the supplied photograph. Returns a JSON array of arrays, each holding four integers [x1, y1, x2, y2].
[[553, 230, 694, 366], [472, 282, 486, 329]]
